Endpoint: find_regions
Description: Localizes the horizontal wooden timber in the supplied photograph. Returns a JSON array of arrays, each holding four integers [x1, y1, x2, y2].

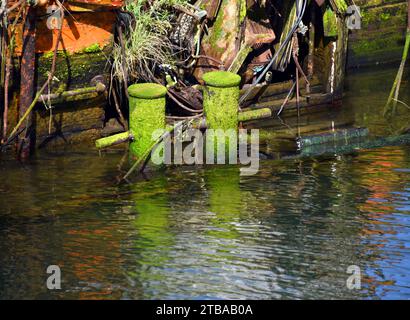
[[240, 77, 322, 106], [7, 94, 106, 149], [243, 92, 340, 130]]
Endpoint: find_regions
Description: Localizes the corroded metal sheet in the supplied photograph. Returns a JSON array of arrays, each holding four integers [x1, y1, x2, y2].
[[9, 0, 121, 54], [7, 0, 124, 9], [14, 11, 116, 54], [69, 0, 123, 7]]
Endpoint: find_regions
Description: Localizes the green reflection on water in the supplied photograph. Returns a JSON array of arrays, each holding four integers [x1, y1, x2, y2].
[[205, 167, 242, 239], [132, 177, 173, 260]]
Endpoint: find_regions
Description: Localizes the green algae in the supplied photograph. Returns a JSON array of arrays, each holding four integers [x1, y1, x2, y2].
[[207, 0, 227, 54], [37, 50, 107, 91], [323, 7, 338, 38], [202, 71, 240, 131], [333, 0, 348, 13], [238, 108, 272, 122], [202, 70, 241, 88], [202, 71, 240, 160], [128, 83, 167, 159], [205, 168, 242, 239], [82, 43, 102, 54], [128, 83, 168, 99], [95, 131, 131, 149], [350, 33, 404, 56], [380, 12, 391, 21], [359, 4, 406, 29], [239, 0, 247, 24], [348, 1, 407, 66], [228, 46, 253, 74], [203, 87, 239, 131]]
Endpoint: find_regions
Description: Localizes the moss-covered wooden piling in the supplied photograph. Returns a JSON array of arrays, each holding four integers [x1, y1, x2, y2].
[[128, 83, 167, 159], [202, 71, 241, 130], [202, 71, 241, 159], [95, 83, 167, 162]]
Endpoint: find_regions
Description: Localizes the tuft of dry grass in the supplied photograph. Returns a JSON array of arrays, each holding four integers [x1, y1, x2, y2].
[[111, 0, 189, 83]]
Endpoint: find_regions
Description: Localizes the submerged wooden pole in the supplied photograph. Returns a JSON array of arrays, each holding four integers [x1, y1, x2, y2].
[[127, 83, 167, 159], [17, 6, 36, 160]]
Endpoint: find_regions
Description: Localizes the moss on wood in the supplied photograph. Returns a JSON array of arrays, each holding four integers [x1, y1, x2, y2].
[[203, 71, 240, 131], [333, 0, 348, 13], [202, 70, 241, 88], [128, 83, 168, 99], [323, 7, 338, 38], [128, 83, 167, 159], [82, 43, 102, 54], [202, 71, 240, 159], [95, 131, 131, 149], [347, 1, 408, 67], [36, 48, 110, 91], [238, 108, 272, 122]]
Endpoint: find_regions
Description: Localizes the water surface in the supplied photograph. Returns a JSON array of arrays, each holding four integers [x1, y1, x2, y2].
[[0, 66, 410, 299]]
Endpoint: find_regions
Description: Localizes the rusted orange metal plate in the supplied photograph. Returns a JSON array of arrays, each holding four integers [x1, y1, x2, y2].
[[7, 0, 123, 9], [14, 10, 117, 54], [69, 0, 123, 7], [11, 0, 124, 54], [38, 11, 116, 53]]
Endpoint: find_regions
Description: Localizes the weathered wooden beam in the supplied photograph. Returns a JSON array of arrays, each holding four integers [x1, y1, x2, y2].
[[238, 108, 272, 122], [187, 107, 273, 129], [38, 82, 106, 105], [17, 6, 36, 160]]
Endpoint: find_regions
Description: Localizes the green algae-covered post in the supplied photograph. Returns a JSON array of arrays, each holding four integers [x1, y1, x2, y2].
[[202, 71, 241, 162], [202, 71, 241, 131], [128, 83, 167, 159]]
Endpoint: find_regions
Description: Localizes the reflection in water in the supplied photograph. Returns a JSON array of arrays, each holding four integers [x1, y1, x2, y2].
[[0, 66, 410, 299], [206, 167, 242, 239], [126, 177, 173, 299], [344, 67, 410, 136]]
